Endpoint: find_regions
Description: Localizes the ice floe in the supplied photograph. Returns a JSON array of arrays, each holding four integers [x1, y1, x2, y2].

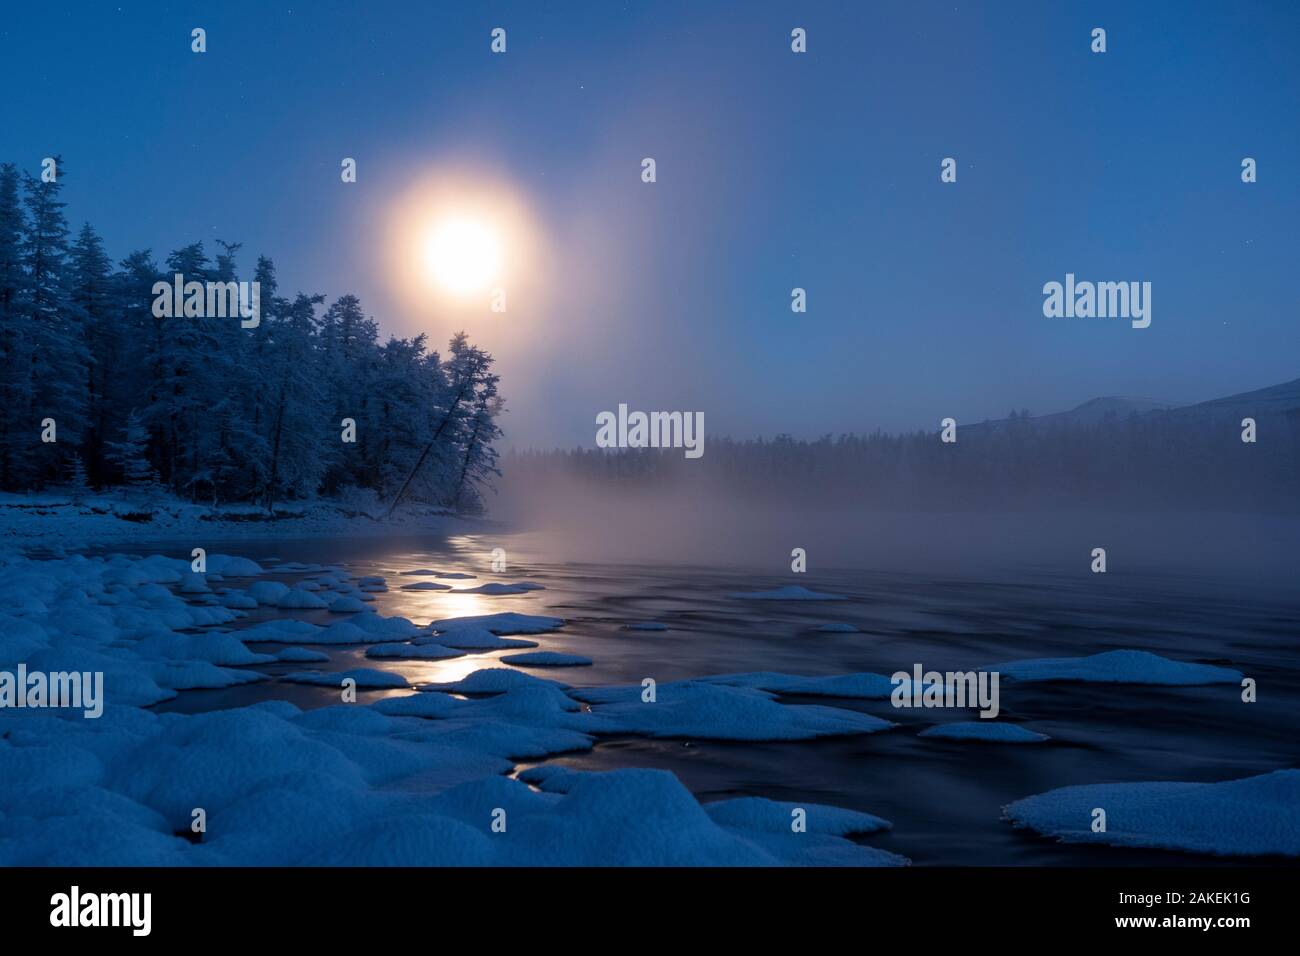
[[987, 650, 1242, 685], [427, 612, 564, 635], [425, 627, 538, 650], [1004, 770, 1300, 857], [452, 582, 545, 595], [572, 680, 893, 740], [276, 589, 329, 610]]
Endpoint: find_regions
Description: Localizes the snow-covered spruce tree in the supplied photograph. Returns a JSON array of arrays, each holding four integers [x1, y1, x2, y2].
[[67, 222, 116, 486], [22, 159, 89, 485], [386, 332, 498, 516], [106, 410, 157, 487], [139, 242, 211, 492], [0, 162, 32, 491], [451, 394, 504, 514], [66, 453, 90, 502], [260, 292, 330, 512]]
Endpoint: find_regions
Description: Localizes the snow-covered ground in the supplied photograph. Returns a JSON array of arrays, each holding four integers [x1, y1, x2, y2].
[[0, 491, 476, 551], [1, 544, 1295, 865]]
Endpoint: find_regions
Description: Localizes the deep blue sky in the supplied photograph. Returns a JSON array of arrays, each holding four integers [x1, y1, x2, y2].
[[2, 0, 1297, 447]]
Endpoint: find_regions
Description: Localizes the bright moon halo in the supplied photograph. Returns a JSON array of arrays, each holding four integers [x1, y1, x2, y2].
[[423, 217, 503, 298]]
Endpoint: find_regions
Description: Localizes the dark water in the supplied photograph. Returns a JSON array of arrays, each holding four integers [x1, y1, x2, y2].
[[110, 527, 1300, 867]]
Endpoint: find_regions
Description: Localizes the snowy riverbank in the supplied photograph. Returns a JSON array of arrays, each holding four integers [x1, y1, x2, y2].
[[0, 491, 482, 552]]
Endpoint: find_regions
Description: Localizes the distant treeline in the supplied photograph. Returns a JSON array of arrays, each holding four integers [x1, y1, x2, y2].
[[0, 160, 502, 512], [503, 407, 1300, 512]]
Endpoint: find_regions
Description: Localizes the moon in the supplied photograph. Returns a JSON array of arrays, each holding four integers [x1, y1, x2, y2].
[[422, 217, 503, 298]]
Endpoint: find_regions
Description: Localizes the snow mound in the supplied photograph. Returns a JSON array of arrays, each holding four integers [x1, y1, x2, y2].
[[205, 555, 265, 577], [399, 582, 452, 591], [246, 581, 291, 606], [988, 650, 1242, 685], [216, 590, 258, 610], [1004, 770, 1300, 857], [421, 668, 570, 695], [277, 589, 329, 610], [427, 627, 537, 650], [328, 596, 367, 613], [427, 612, 564, 635], [704, 796, 891, 835], [577, 680, 893, 741], [453, 582, 545, 595]]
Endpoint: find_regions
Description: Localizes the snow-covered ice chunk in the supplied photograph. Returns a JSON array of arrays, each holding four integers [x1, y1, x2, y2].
[[502, 651, 592, 667], [276, 589, 329, 610], [426, 612, 563, 635], [238, 619, 324, 643], [178, 572, 211, 594], [426, 627, 537, 650], [729, 585, 846, 601], [372, 693, 462, 719], [216, 589, 258, 610], [327, 596, 367, 613], [153, 660, 268, 691], [704, 796, 891, 835], [205, 555, 265, 577], [920, 722, 1049, 743], [988, 650, 1242, 685], [266, 562, 324, 574], [132, 631, 275, 667], [421, 668, 569, 696], [246, 581, 291, 606], [1004, 770, 1300, 857], [579, 680, 892, 741], [452, 582, 545, 595], [399, 581, 452, 591]]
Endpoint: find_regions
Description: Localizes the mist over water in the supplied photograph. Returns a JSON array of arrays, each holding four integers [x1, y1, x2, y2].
[[492, 466, 1300, 592]]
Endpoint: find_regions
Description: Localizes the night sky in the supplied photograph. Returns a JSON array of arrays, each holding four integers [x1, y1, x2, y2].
[[2, 0, 1296, 447]]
